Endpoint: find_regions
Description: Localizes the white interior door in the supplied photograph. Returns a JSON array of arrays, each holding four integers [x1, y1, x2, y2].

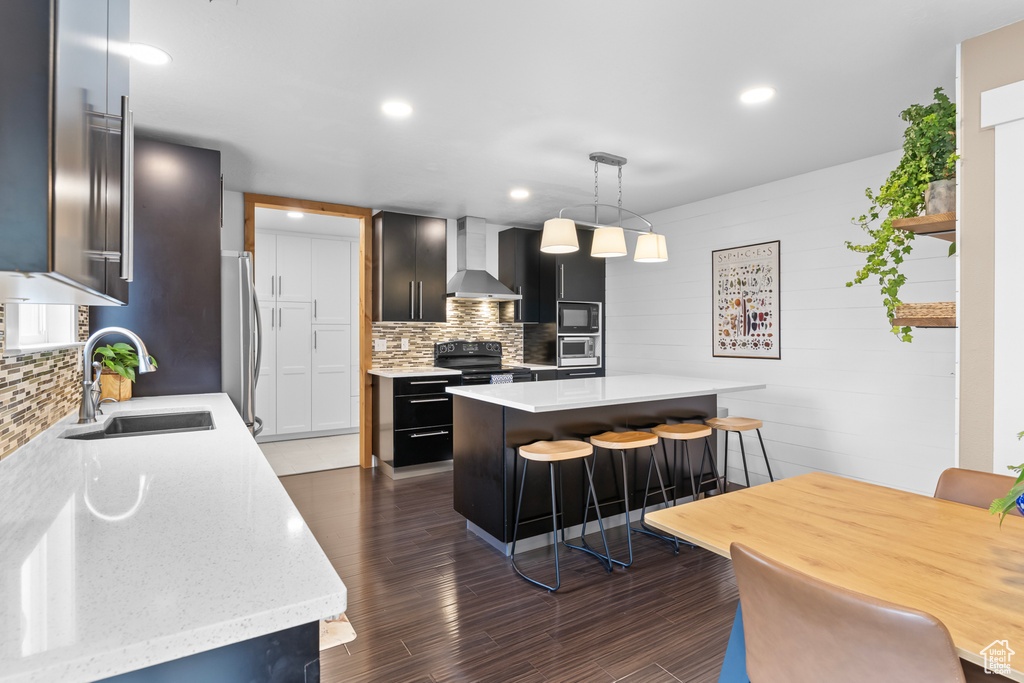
[[254, 232, 276, 302], [312, 239, 351, 324], [256, 300, 277, 436], [276, 301, 312, 433], [350, 242, 360, 426], [276, 235, 312, 302], [312, 325, 351, 431]]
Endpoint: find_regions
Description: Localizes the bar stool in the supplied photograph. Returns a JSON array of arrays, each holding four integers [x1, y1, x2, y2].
[[588, 430, 683, 558], [705, 417, 774, 489], [652, 423, 721, 501], [511, 440, 612, 591]]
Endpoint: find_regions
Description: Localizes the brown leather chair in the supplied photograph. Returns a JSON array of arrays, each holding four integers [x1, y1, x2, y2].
[[730, 542, 1005, 683], [934, 467, 1021, 516]]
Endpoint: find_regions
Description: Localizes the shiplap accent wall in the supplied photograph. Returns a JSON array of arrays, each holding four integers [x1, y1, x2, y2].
[[605, 151, 956, 495]]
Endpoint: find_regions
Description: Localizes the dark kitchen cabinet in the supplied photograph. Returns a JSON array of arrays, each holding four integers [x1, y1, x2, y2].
[[373, 211, 447, 322], [0, 0, 133, 306], [372, 374, 459, 471], [498, 228, 541, 323], [550, 228, 605, 303], [91, 138, 222, 397], [557, 368, 605, 380]]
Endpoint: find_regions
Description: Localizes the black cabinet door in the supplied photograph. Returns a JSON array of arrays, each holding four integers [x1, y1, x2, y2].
[[102, 0, 130, 304], [498, 228, 540, 323], [557, 229, 605, 302], [556, 368, 604, 380], [51, 0, 109, 295], [374, 212, 417, 321], [415, 216, 447, 322]]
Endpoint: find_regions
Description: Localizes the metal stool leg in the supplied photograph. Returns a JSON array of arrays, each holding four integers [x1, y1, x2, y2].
[[755, 428, 775, 482], [575, 448, 633, 568], [632, 445, 683, 553], [683, 440, 699, 502], [511, 458, 560, 592], [736, 432, 751, 488], [564, 451, 614, 572], [699, 436, 722, 496], [721, 428, 730, 493]]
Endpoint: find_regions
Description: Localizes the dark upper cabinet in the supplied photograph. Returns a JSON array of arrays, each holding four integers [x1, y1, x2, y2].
[[91, 138, 222, 397], [373, 211, 447, 322], [553, 228, 605, 303], [497, 228, 540, 323], [0, 0, 132, 305]]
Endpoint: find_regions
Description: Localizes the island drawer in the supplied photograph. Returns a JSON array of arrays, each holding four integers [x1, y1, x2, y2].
[[395, 376, 460, 396], [395, 393, 453, 430], [394, 427, 453, 467], [556, 368, 605, 380]]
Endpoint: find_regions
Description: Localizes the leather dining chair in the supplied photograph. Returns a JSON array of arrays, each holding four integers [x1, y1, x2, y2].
[[730, 542, 1006, 683], [934, 467, 1021, 516]]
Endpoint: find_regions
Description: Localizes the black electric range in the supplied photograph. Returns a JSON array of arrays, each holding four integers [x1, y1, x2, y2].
[[434, 340, 534, 385]]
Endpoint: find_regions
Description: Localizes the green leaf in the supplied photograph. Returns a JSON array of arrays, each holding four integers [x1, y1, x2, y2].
[[948, 241, 956, 257]]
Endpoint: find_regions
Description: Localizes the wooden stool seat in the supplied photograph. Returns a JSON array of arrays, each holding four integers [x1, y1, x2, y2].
[[653, 423, 713, 440], [519, 440, 593, 462], [590, 430, 659, 450], [706, 417, 763, 432]]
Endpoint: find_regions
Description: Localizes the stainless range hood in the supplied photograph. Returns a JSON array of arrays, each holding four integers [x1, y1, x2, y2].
[[446, 217, 522, 301]]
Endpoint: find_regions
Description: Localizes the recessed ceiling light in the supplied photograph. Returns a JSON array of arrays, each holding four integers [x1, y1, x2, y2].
[[381, 100, 413, 118], [287, 212, 303, 219], [740, 86, 776, 104], [131, 43, 172, 66], [509, 188, 530, 200]]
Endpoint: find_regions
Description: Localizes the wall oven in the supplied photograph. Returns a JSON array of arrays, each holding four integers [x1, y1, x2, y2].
[[557, 301, 601, 335], [558, 336, 599, 367]]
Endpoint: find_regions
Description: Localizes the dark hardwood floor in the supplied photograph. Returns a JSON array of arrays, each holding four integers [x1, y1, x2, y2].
[[280, 467, 738, 683]]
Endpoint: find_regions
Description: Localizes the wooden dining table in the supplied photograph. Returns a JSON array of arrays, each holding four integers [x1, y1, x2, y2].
[[645, 471, 1024, 681]]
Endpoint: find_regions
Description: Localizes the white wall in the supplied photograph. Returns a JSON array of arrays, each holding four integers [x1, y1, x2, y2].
[[605, 151, 956, 494], [222, 189, 245, 251]]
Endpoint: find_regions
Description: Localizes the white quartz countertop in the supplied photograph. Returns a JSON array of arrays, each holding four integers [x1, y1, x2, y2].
[[368, 366, 460, 378], [0, 393, 347, 683], [446, 374, 765, 412]]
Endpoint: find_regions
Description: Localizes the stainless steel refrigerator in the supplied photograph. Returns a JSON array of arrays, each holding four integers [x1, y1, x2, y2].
[[221, 250, 263, 435]]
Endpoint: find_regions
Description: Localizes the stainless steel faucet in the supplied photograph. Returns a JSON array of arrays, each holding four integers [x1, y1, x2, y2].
[[79, 327, 157, 424]]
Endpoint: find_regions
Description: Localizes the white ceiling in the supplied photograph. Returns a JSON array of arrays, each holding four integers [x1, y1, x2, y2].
[[131, 0, 1024, 228]]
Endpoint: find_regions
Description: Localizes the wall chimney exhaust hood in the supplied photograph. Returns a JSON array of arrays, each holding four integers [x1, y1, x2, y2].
[[446, 217, 522, 301]]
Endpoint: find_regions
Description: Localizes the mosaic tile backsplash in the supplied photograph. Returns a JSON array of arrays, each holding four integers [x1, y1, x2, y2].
[[372, 299, 523, 367], [0, 305, 89, 460]]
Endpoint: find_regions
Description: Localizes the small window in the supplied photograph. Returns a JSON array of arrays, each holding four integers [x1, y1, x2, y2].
[[5, 304, 78, 354]]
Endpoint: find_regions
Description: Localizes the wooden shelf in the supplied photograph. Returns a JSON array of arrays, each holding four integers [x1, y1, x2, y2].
[[891, 302, 956, 328], [891, 212, 955, 242]]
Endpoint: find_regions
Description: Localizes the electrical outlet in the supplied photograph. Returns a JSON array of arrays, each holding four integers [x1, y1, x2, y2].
[[401, 338, 409, 351], [373, 339, 386, 352]]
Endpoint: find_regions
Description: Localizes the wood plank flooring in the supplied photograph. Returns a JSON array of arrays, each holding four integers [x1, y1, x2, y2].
[[280, 467, 738, 682]]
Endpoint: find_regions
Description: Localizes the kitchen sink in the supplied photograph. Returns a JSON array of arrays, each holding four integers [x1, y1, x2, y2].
[[65, 411, 215, 440]]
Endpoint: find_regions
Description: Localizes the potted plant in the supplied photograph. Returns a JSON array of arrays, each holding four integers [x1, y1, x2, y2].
[[845, 87, 958, 343], [94, 343, 158, 402]]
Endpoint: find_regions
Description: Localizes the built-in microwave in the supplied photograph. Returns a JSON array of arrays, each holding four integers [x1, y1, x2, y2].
[[558, 336, 599, 367], [557, 301, 601, 334]]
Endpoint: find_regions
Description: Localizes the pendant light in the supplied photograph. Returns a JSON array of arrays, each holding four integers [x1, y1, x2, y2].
[[542, 152, 667, 262]]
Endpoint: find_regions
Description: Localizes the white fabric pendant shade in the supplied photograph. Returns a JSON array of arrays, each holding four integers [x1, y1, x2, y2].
[[540, 218, 579, 254], [634, 232, 668, 262], [591, 226, 627, 258]]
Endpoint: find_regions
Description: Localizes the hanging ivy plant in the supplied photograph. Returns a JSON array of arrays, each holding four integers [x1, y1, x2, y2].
[[845, 87, 957, 343]]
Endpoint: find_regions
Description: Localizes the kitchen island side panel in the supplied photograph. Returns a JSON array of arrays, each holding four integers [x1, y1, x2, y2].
[[453, 393, 719, 544]]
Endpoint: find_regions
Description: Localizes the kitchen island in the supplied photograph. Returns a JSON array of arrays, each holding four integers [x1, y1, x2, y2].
[[0, 394, 346, 683], [446, 374, 765, 551]]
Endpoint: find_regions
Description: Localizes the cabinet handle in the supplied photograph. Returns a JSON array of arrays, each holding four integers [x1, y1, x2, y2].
[[560, 264, 564, 298], [314, 299, 317, 319], [409, 398, 449, 404], [418, 281, 423, 320], [278, 308, 282, 328], [314, 330, 317, 350], [516, 286, 522, 320], [569, 371, 596, 377], [410, 281, 415, 319], [118, 96, 133, 281], [410, 380, 449, 385], [219, 174, 224, 229], [410, 430, 449, 438], [271, 308, 275, 328], [271, 276, 275, 297], [278, 275, 282, 296]]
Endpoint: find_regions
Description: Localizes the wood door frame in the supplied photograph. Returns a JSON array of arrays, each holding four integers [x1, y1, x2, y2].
[[245, 193, 374, 468]]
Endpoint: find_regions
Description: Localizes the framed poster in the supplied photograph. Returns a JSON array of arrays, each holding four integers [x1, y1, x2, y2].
[[712, 240, 780, 359]]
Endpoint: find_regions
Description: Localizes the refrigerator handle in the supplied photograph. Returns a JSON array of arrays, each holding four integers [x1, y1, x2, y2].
[[252, 286, 263, 388]]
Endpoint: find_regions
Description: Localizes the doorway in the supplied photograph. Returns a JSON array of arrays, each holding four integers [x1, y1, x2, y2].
[[243, 193, 373, 471]]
